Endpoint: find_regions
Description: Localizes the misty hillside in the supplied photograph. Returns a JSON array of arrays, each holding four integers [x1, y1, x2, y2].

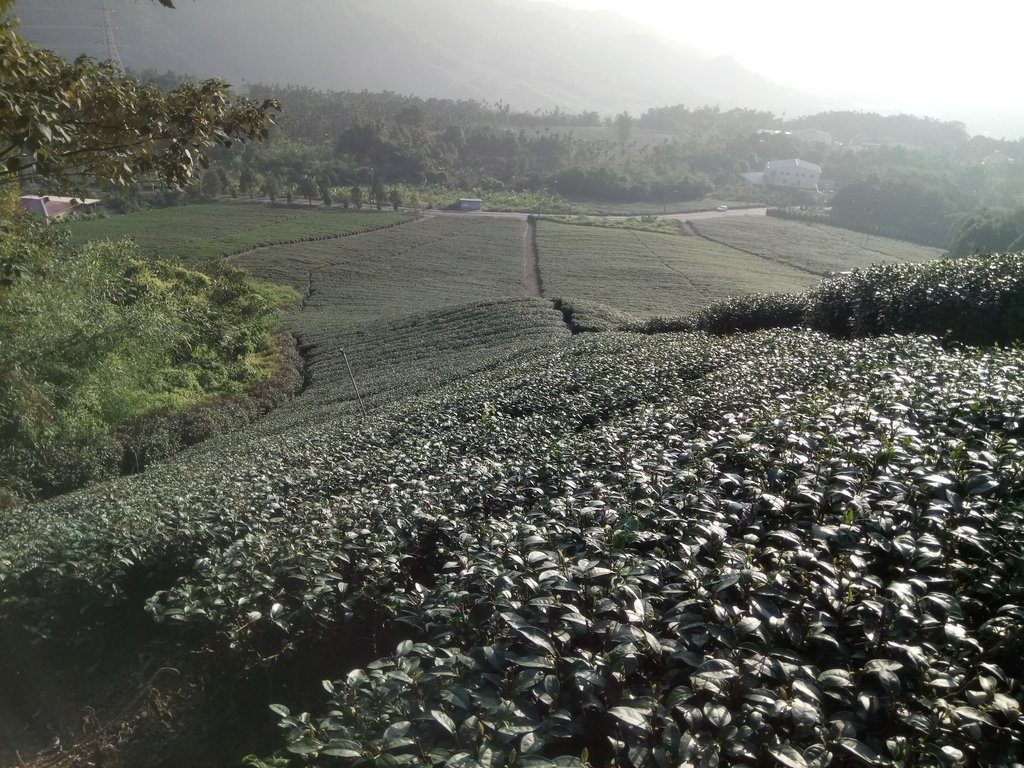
[[14, 0, 827, 117]]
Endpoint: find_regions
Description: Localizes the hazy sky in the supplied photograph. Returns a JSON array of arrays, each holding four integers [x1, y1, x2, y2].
[[526, 0, 1022, 129]]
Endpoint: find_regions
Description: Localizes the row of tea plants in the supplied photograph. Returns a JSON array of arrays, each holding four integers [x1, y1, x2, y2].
[[688, 217, 941, 278], [638, 252, 1024, 347], [247, 330, 1024, 767], [4, 312, 1022, 765]]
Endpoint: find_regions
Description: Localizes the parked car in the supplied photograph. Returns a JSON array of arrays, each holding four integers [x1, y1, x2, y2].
[[716, 205, 729, 212]]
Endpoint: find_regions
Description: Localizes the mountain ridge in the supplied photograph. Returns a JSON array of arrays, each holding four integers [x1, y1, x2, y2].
[[14, 0, 829, 117]]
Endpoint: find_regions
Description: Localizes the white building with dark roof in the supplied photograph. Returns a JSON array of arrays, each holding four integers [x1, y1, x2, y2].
[[763, 159, 822, 190]]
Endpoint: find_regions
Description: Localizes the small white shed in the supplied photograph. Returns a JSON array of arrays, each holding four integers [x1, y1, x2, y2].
[[18, 195, 101, 219]]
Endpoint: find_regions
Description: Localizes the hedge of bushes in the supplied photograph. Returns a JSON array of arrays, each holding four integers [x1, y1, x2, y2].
[[633, 253, 1024, 346]]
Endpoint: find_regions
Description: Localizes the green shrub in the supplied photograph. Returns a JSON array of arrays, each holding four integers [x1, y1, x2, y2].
[[803, 253, 1024, 344], [644, 253, 1024, 346], [0, 214, 290, 503], [687, 292, 807, 334]]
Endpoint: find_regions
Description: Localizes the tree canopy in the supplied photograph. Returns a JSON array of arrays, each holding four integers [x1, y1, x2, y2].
[[950, 207, 1024, 256], [0, 0, 277, 190]]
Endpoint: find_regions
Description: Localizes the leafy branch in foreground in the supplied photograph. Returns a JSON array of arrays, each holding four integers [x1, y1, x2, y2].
[[0, 7, 277, 189]]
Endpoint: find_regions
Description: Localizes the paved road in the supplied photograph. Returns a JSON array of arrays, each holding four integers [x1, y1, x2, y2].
[[421, 206, 768, 222], [672, 207, 767, 221], [222, 197, 767, 223]]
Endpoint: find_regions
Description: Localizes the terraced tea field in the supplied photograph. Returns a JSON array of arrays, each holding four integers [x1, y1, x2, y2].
[[5, 309, 1024, 766], [690, 215, 944, 276], [67, 203, 410, 264], [535, 219, 821, 317], [248, 298, 571, 434]]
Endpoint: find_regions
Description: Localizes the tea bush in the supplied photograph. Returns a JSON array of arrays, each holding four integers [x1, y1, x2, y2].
[[803, 253, 1024, 344], [3, 315, 1022, 766], [251, 331, 1024, 767], [686, 292, 808, 334], [658, 252, 1024, 346]]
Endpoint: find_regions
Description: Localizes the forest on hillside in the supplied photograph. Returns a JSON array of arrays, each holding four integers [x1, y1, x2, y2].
[[106, 78, 1024, 252]]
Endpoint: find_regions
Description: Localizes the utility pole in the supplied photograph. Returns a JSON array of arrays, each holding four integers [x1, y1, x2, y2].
[[342, 351, 367, 419]]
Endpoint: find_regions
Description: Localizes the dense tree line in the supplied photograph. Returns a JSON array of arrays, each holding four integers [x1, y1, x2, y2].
[[218, 88, 1021, 223], [830, 174, 965, 247], [78, 72, 1023, 246], [950, 207, 1024, 256], [198, 85, 715, 203], [787, 111, 972, 150]]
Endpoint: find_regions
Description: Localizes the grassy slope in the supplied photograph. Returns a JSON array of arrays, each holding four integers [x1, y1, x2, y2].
[[536, 219, 820, 317], [690, 215, 944, 276]]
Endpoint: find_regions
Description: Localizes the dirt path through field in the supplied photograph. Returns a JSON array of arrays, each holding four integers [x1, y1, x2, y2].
[[524, 217, 542, 297]]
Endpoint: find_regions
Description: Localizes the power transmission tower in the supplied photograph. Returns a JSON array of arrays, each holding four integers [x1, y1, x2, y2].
[[98, 1, 123, 69]]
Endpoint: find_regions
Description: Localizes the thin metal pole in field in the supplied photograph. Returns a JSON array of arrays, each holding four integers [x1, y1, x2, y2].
[[342, 350, 367, 418]]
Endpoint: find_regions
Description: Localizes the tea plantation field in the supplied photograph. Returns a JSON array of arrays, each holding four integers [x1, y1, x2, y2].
[[535, 219, 821, 317], [233, 216, 526, 327], [2, 203, 1022, 768], [247, 297, 571, 433], [689, 216, 944, 277], [67, 203, 410, 265], [3, 304, 1023, 766]]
